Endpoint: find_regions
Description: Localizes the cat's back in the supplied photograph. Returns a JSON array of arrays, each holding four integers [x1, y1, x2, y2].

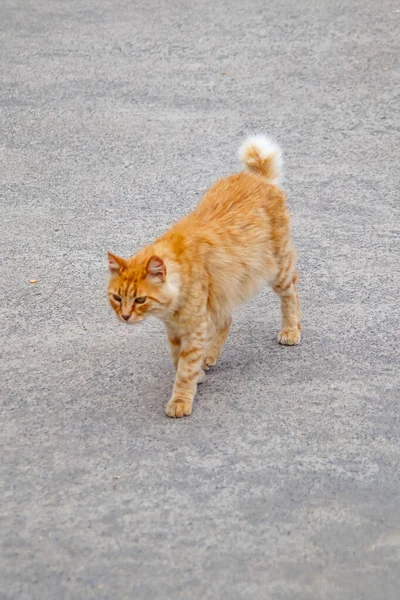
[[191, 171, 287, 231], [193, 172, 262, 220]]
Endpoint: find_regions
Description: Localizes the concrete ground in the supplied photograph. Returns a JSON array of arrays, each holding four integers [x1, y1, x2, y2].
[[1, 0, 399, 598]]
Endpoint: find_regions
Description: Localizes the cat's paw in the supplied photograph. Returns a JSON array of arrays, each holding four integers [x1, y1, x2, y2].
[[165, 398, 193, 418], [278, 328, 301, 346], [203, 353, 218, 370], [197, 369, 206, 384]]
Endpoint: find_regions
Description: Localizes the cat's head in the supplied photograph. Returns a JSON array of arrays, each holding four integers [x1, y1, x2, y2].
[[107, 251, 180, 324]]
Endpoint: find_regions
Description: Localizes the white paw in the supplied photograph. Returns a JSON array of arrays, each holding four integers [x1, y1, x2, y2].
[[277, 328, 301, 346]]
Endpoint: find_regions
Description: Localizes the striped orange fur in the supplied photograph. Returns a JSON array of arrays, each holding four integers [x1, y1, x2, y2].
[[107, 135, 301, 417]]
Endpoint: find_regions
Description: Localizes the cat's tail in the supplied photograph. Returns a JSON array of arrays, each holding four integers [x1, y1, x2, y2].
[[239, 134, 282, 184]]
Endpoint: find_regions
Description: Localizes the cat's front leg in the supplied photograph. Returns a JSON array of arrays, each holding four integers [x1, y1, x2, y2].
[[165, 322, 206, 418], [203, 314, 232, 369], [167, 334, 181, 370]]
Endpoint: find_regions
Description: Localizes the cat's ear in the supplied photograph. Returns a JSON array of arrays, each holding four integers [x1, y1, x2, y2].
[[107, 252, 126, 275], [146, 255, 166, 281]]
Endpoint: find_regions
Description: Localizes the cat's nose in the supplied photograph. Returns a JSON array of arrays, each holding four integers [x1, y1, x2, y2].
[[122, 314, 130, 321]]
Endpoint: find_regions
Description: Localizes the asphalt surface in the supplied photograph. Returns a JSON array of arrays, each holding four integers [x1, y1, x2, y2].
[[1, 1, 399, 598]]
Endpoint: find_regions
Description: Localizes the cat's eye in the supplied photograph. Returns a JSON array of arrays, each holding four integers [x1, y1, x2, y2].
[[134, 296, 147, 304], [112, 294, 121, 302]]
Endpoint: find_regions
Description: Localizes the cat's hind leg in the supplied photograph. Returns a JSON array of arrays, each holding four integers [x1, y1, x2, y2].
[[274, 267, 301, 346]]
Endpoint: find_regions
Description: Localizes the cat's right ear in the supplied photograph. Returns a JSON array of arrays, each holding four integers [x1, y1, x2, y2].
[[107, 252, 125, 275]]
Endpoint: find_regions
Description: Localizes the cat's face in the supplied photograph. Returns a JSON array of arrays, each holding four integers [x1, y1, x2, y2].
[[107, 252, 179, 324]]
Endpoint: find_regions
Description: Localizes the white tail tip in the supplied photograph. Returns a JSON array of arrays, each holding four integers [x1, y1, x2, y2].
[[239, 134, 283, 183]]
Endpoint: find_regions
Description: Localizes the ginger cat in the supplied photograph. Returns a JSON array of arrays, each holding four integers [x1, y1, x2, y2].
[[107, 135, 301, 417]]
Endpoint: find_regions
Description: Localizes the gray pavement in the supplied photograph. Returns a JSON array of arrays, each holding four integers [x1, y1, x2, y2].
[[1, 0, 399, 598]]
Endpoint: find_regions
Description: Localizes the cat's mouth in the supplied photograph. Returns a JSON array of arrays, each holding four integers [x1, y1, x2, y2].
[[119, 315, 144, 324]]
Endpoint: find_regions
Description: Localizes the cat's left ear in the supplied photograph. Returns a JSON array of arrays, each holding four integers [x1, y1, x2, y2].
[[146, 255, 166, 281], [107, 252, 126, 274]]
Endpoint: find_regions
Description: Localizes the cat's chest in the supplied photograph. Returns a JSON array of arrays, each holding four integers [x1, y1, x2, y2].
[[164, 311, 199, 337]]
